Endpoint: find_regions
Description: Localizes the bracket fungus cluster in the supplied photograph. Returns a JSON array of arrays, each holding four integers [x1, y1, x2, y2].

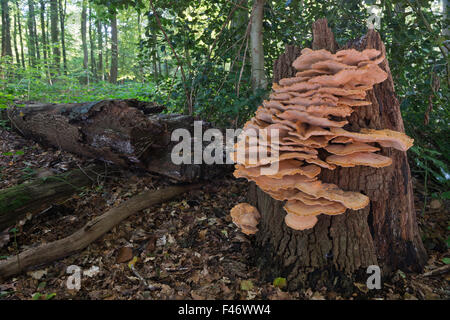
[[230, 48, 414, 232]]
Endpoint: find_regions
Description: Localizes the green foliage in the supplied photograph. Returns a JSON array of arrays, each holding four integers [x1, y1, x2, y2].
[[273, 277, 287, 289], [1, 0, 448, 193]]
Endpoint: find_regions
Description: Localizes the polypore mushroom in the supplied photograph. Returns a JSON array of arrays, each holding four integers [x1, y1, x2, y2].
[[326, 152, 393, 168], [230, 203, 261, 235], [325, 142, 380, 155], [285, 213, 318, 230], [230, 47, 414, 232]]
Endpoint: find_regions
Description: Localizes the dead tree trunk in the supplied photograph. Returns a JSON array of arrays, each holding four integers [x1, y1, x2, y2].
[[248, 19, 427, 291], [3, 99, 228, 182]]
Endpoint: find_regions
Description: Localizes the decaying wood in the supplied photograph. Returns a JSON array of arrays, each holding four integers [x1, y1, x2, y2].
[[3, 99, 230, 182], [249, 19, 427, 290], [0, 164, 104, 231], [0, 184, 196, 280]]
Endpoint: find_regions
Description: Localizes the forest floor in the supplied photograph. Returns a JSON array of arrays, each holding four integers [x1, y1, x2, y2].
[[0, 128, 449, 300]]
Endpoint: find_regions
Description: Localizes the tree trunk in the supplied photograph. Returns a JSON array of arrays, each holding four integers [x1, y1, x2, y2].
[[109, 12, 118, 84], [1, 0, 13, 57], [26, 0, 37, 66], [50, 0, 59, 75], [15, 0, 25, 68], [80, 0, 88, 83], [4, 99, 228, 182], [88, 5, 96, 80], [39, 0, 48, 65], [58, 0, 67, 74], [248, 19, 427, 291], [13, 3, 20, 65], [97, 18, 103, 81], [249, 0, 267, 92], [0, 164, 102, 231], [104, 23, 108, 78], [32, 0, 40, 62]]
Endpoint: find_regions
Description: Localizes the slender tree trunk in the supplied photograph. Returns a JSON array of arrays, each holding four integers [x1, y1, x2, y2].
[[97, 18, 103, 81], [249, 0, 267, 92], [15, 1, 25, 68], [249, 19, 426, 291], [39, 0, 51, 80], [109, 12, 118, 84], [1, 0, 13, 57], [88, 5, 96, 80], [26, 0, 37, 66], [80, 0, 88, 83], [137, 9, 143, 81], [58, 0, 67, 74], [39, 0, 47, 61], [104, 23, 108, 78], [32, 1, 40, 62], [13, 5, 20, 65], [50, 0, 60, 75]]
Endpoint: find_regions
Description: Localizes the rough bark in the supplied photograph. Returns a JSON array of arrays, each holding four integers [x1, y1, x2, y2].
[[250, 0, 267, 92], [0, 184, 195, 280], [4, 99, 229, 182], [0, 164, 103, 231], [248, 19, 426, 291]]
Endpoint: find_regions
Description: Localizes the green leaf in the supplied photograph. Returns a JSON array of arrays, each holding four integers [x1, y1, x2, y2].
[[45, 293, 56, 300], [273, 277, 287, 289], [441, 191, 450, 200], [32, 293, 42, 300], [442, 258, 450, 265]]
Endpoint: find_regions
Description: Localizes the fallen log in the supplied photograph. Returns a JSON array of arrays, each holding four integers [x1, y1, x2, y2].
[[0, 164, 103, 231], [0, 184, 196, 280], [3, 99, 230, 182]]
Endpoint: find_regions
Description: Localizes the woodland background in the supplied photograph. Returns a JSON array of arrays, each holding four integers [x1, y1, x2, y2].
[[0, 0, 449, 203]]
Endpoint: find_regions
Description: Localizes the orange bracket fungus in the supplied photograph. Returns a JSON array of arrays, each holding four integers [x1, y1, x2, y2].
[[230, 203, 261, 235], [230, 48, 414, 233]]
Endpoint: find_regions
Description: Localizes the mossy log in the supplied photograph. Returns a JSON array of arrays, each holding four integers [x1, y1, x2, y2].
[[0, 165, 102, 230]]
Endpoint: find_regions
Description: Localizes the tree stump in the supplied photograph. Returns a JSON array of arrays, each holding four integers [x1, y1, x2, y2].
[[249, 19, 427, 291]]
